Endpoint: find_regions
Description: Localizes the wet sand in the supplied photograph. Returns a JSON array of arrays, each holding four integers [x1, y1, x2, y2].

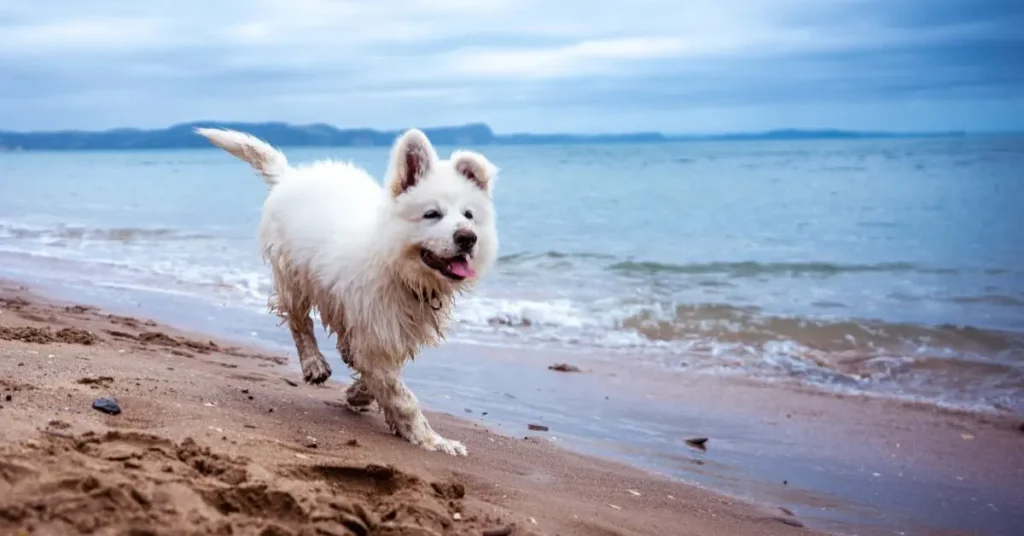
[[410, 345, 1024, 535], [0, 280, 813, 536]]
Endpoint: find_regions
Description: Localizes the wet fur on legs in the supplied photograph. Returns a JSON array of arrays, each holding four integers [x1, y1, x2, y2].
[[196, 126, 498, 456]]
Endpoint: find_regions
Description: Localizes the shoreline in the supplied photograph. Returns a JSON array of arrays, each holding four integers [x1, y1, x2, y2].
[[3, 277, 1024, 535], [0, 279, 814, 536], [2, 242, 1021, 418]]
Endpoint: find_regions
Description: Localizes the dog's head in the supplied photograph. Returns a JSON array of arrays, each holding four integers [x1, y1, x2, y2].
[[383, 128, 498, 292]]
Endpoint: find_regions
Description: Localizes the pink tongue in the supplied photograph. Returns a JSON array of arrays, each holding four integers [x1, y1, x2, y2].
[[447, 258, 476, 278]]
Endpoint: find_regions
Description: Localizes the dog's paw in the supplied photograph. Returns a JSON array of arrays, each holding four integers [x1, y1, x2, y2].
[[340, 400, 373, 414], [436, 437, 468, 457], [423, 434, 467, 457], [301, 358, 332, 385], [345, 381, 375, 407]]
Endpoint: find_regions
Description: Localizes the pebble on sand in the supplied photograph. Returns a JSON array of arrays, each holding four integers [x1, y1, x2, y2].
[[528, 424, 549, 432], [92, 397, 122, 415], [548, 363, 582, 372], [685, 437, 709, 449]]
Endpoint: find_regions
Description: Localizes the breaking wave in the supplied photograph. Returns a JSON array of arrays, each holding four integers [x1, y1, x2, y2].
[[0, 222, 214, 243], [495, 252, 997, 277], [451, 297, 1024, 412], [2, 234, 1022, 413]]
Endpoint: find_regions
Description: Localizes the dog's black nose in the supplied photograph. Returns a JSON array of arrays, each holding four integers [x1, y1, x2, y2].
[[454, 229, 477, 251]]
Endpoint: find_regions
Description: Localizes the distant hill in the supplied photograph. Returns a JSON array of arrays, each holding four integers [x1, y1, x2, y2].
[[673, 128, 967, 141], [0, 121, 969, 151]]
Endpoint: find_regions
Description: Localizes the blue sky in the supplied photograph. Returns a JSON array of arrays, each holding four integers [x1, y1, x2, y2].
[[1, 0, 1021, 133]]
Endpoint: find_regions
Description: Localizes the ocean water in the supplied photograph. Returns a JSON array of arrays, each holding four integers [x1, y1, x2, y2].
[[1, 136, 1023, 413]]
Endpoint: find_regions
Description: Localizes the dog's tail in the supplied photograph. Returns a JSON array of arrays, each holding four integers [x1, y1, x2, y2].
[[194, 127, 290, 186]]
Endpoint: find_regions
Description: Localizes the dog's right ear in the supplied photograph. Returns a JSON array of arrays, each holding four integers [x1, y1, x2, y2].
[[388, 128, 438, 197]]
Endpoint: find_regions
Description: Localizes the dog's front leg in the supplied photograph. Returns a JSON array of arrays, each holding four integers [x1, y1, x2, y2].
[[357, 362, 467, 456]]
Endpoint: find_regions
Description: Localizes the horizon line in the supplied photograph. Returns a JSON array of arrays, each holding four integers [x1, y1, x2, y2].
[[2, 120, 1022, 137]]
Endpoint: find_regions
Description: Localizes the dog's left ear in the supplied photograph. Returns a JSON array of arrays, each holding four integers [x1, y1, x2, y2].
[[388, 129, 438, 197], [451, 150, 497, 194]]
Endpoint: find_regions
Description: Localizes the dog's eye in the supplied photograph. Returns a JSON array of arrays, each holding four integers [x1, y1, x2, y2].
[[463, 210, 474, 220], [423, 210, 442, 220]]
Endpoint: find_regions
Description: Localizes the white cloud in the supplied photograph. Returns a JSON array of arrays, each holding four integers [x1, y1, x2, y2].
[[0, 16, 176, 51], [0, 0, 1019, 132], [441, 37, 692, 79]]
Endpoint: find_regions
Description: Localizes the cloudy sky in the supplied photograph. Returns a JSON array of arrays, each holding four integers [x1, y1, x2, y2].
[[1, 0, 1021, 133]]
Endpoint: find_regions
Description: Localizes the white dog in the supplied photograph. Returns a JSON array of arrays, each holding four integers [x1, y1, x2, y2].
[[196, 127, 498, 456]]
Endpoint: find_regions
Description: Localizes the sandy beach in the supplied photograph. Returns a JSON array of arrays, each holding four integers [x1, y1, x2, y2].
[[0, 279, 821, 536], [2, 276, 1023, 536]]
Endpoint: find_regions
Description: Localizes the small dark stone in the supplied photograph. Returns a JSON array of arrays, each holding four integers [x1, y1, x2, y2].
[[464, 408, 473, 413], [783, 480, 788, 486], [481, 412, 488, 416], [241, 389, 250, 394], [548, 362, 582, 372], [685, 437, 709, 450], [268, 408, 274, 413], [771, 516, 804, 528], [346, 438, 360, 447], [527, 423, 549, 432], [92, 397, 121, 415], [4, 394, 11, 402], [77, 376, 114, 386], [482, 526, 514, 536], [283, 378, 298, 387], [244, 424, 257, 429], [1017, 421, 1024, 433], [247, 396, 254, 401]]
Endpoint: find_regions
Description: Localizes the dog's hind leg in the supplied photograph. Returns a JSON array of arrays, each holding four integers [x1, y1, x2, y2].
[[271, 279, 332, 385], [337, 339, 375, 412], [352, 356, 466, 456], [290, 306, 332, 384]]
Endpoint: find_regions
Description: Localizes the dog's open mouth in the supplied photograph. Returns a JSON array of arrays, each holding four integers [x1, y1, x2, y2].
[[420, 249, 476, 281]]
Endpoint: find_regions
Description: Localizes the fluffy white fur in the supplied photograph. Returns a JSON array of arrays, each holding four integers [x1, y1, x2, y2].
[[195, 127, 498, 456]]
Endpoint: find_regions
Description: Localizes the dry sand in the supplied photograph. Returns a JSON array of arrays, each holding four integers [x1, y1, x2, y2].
[[0, 280, 813, 536]]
